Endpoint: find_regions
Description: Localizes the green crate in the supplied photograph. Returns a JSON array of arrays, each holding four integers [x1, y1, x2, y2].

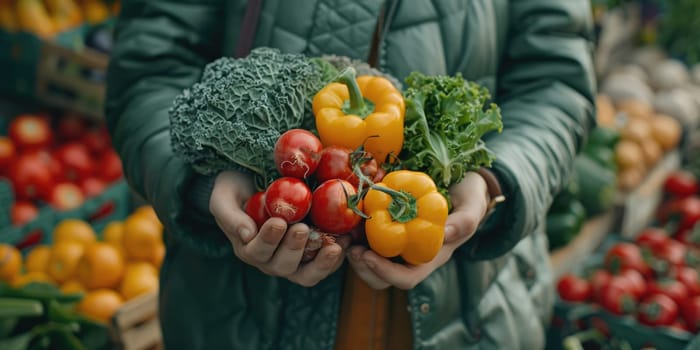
[[0, 20, 111, 107], [0, 181, 133, 249]]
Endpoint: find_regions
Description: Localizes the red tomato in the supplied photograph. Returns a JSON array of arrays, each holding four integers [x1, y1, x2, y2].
[[9, 153, 54, 200], [682, 296, 700, 332], [310, 179, 363, 234], [264, 177, 312, 224], [99, 150, 123, 183], [675, 266, 700, 296], [56, 114, 87, 141], [604, 242, 651, 277], [653, 240, 690, 267], [80, 177, 107, 198], [647, 279, 690, 307], [54, 143, 93, 182], [589, 269, 613, 301], [635, 227, 670, 250], [664, 171, 699, 198], [48, 182, 84, 211], [82, 128, 111, 156], [0, 136, 15, 174], [637, 294, 679, 327], [620, 269, 647, 299], [556, 274, 592, 302], [657, 197, 700, 235], [35, 150, 64, 182], [315, 146, 378, 188], [11, 201, 39, 226], [600, 276, 638, 315], [8, 114, 52, 150], [245, 191, 270, 229], [273, 129, 323, 179]]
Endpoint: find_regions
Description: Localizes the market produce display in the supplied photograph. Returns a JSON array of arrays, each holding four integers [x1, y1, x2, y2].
[[0, 208, 160, 349], [1, 112, 122, 227], [551, 170, 700, 349], [169, 47, 503, 265]]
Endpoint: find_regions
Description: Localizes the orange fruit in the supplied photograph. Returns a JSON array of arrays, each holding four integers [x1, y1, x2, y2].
[[133, 206, 162, 229], [53, 219, 96, 247], [150, 244, 165, 271], [122, 214, 162, 261], [76, 243, 124, 290], [60, 279, 85, 294], [0, 244, 22, 282], [76, 289, 124, 323], [47, 242, 84, 283], [102, 221, 124, 246], [25, 245, 51, 273], [12, 271, 53, 287], [120, 262, 159, 301]]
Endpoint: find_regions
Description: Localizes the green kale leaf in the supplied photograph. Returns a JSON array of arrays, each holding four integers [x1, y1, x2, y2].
[[400, 72, 503, 192], [169, 48, 333, 187]]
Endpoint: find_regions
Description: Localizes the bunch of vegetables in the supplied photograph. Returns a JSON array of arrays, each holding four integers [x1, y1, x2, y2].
[[557, 231, 700, 335], [0, 281, 112, 350], [169, 47, 502, 265], [1, 113, 123, 227], [554, 171, 700, 337], [596, 95, 683, 192]]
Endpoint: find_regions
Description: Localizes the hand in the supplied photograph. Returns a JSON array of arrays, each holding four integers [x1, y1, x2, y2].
[[347, 171, 490, 290], [210, 171, 349, 287]]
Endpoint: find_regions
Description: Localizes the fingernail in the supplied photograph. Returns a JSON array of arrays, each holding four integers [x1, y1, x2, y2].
[[239, 227, 253, 241], [294, 231, 308, 240], [444, 226, 456, 237]]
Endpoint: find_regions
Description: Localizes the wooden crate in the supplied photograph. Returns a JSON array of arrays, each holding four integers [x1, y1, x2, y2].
[[111, 292, 162, 350], [34, 40, 108, 122]]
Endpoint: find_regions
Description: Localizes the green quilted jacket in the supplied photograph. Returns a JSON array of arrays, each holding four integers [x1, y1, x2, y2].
[[105, 0, 596, 349]]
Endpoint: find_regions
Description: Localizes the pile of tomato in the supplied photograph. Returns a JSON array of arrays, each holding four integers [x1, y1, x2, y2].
[[556, 171, 700, 336], [0, 113, 123, 226], [245, 129, 383, 248]]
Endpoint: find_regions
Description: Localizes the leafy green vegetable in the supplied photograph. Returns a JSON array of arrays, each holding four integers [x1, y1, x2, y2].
[[659, 0, 700, 64], [169, 48, 333, 187], [400, 72, 503, 193]]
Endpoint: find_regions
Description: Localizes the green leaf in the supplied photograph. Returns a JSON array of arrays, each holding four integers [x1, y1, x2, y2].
[[400, 72, 503, 194], [0, 317, 18, 338], [0, 331, 33, 350], [0, 298, 44, 319]]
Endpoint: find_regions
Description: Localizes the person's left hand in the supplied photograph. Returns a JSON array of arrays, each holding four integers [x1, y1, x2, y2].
[[347, 171, 490, 290]]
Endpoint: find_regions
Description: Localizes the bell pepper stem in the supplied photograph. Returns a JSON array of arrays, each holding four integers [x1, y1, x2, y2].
[[352, 161, 417, 223], [335, 67, 372, 117]]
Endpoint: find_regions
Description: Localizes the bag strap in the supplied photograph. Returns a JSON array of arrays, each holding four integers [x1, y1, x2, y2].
[[367, 0, 400, 68], [234, 0, 264, 58]]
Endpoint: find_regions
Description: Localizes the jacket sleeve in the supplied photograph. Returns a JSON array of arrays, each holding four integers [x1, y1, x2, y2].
[[105, 0, 232, 257], [460, 0, 596, 260]]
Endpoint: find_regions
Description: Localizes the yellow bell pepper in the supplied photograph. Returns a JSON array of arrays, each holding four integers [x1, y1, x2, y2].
[[363, 170, 448, 265], [312, 67, 405, 164]]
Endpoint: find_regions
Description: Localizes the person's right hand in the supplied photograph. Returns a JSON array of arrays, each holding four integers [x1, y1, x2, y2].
[[210, 171, 347, 287]]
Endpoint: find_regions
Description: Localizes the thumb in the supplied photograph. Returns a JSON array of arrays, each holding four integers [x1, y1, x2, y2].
[[444, 172, 489, 243], [210, 171, 257, 244]]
